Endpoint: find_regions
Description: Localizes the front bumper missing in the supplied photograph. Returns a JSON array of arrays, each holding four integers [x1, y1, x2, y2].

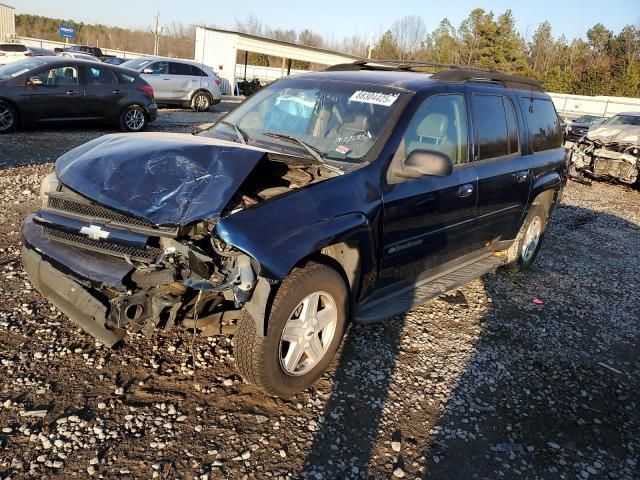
[[22, 247, 125, 347]]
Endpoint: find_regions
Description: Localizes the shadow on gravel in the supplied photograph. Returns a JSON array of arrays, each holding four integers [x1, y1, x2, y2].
[[301, 205, 640, 479]]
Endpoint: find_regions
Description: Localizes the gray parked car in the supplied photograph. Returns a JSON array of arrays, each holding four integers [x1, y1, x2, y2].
[[121, 57, 222, 111]]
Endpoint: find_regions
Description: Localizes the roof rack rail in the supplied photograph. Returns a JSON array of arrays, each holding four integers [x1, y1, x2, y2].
[[324, 60, 544, 92]]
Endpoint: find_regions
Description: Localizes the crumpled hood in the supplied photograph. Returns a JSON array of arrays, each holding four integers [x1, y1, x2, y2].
[[586, 125, 640, 145], [56, 133, 267, 226]]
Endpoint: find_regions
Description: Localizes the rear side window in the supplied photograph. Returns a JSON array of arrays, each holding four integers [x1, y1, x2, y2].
[[0, 44, 28, 52], [472, 94, 510, 160], [520, 98, 562, 152], [118, 72, 136, 83], [169, 62, 193, 75], [86, 66, 117, 85]]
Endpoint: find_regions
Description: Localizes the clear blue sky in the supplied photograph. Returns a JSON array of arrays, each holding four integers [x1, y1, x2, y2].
[[13, 0, 640, 42]]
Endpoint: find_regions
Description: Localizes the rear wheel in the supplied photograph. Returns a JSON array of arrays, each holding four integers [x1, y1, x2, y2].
[[119, 105, 147, 132], [191, 91, 212, 112], [507, 204, 548, 272], [234, 262, 348, 397], [0, 101, 18, 133]]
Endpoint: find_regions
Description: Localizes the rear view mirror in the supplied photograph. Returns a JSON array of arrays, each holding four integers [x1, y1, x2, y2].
[[27, 76, 43, 87], [399, 149, 453, 178]]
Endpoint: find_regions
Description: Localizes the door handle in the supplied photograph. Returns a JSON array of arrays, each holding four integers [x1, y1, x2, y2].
[[514, 170, 529, 183], [112, 89, 121, 94], [66, 90, 79, 95], [458, 184, 474, 198]]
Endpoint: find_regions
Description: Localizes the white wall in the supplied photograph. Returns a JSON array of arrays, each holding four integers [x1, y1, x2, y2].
[[17, 36, 160, 60], [549, 93, 640, 120], [0, 3, 15, 43], [195, 29, 237, 95]]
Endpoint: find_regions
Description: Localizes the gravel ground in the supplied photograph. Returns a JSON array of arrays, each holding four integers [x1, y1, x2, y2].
[[0, 104, 236, 169], [0, 152, 638, 478]]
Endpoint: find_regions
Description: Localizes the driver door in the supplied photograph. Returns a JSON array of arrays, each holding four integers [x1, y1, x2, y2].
[[24, 63, 84, 121], [378, 92, 479, 290]]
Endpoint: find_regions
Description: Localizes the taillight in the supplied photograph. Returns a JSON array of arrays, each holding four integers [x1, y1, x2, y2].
[[138, 85, 154, 98], [215, 78, 221, 86]]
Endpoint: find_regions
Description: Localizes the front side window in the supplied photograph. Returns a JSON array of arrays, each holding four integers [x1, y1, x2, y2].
[[34, 66, 79, 86], [520, 98, 563, 152], [147, 62, 168, 74], [204, 79, 408, 164], [86, 66, 117, 85], [401, 94, 469, 165]]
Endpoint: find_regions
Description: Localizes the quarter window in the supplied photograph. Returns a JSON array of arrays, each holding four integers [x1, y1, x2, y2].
[[402, 94, 469, 165], [191, 65, 207, 77], [520, 98, 563, 152]]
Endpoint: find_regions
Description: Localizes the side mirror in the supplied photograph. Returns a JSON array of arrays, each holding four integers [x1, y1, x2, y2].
[[398, 149, 453, 178], [142, 68, 154, 74], [27, 76, 43, 87]]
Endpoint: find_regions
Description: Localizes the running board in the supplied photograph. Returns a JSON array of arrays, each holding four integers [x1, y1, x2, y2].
[[354, 253, 507, 324]]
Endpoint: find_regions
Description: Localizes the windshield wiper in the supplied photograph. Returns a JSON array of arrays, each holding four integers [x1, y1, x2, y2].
[[220, 120, 248, 144], [262, 132, 325, 164]]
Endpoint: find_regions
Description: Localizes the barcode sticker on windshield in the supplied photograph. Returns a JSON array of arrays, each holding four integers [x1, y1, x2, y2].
[[349, 90, 400, 107]]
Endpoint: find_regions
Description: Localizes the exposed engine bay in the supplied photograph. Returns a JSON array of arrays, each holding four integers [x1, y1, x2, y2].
[[29, 145, 340, 345], [570, 139, 640, 185]]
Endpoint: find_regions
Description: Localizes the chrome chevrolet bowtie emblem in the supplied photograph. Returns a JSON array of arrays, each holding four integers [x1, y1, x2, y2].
[[80, 224, 110, 241]]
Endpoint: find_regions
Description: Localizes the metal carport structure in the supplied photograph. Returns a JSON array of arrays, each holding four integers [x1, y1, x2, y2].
[[194, 26, 363, 95]]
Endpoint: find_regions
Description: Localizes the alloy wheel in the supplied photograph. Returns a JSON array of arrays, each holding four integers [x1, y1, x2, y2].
[[279, 291, 338, 376], [0, 105, 14, 132], [125, 109, 145, 131], [522, 216, 542, 262], [195, 94, 209, 111]]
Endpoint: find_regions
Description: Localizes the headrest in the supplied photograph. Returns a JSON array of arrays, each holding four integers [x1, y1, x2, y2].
[[416, 113, 448, 138]]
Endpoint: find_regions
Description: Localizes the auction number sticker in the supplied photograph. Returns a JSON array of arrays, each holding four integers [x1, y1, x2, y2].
[[349, 90, 400, 107]]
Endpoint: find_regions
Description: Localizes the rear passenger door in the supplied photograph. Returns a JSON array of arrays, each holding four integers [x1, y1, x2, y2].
[[168, 62, 195, 101], [83, 65, 124, 119], [470, 90, 532, 245]]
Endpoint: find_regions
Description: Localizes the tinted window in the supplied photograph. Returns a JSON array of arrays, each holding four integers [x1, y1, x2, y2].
[[520, 98, 563, 152], [86, 66, 117, 85], [504, 97, 520, 155], [0, 44, 28, 52], [35, 66, 79, 86], [170, 62, 193, 75], [402, 94, 469, 165], [147, 62, 168, 74], [472, 94, 509, 160], [118, 72, 136, 83], [191, 65, 206, 77]]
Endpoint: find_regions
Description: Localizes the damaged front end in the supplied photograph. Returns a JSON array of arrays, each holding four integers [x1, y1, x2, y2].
[[21, 133, 339, 347], [569, 125, 640, 185]]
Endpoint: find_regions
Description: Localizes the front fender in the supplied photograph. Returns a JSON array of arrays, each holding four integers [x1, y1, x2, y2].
[[216, 211, 376, 282]]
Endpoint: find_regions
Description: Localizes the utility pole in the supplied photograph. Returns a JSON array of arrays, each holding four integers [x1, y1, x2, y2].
[[153, 11, 160, 56], [367, 31, 374, 59]]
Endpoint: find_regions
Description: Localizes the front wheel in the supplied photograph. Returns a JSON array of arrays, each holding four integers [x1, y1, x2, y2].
[[119, 105, 147, 132], [507, 204, 548, 272], [0, 101, 18, 133], [234, 262, 348, 397]]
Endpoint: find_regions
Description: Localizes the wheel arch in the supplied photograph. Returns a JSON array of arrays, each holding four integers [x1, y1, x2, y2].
[[0, 97, 20, 126]]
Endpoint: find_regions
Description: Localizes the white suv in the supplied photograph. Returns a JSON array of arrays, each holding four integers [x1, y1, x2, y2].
[[0, 43, 31, 66], [121, 57, 222, 111]]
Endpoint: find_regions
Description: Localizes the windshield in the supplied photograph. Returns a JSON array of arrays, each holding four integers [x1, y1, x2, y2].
[[121, 58, 153, 70], [604, 114, 640, 126], [0, 59, 47, 80], [575, 115, 599, 124], [204, 78, 407, 163]]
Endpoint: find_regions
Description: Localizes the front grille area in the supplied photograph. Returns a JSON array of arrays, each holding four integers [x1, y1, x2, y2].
[[43, 227, 162, 263], [47, 196, 158, 230]]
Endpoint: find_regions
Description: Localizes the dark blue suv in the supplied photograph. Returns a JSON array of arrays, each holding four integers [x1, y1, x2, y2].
[[22, 62, 566, 397]]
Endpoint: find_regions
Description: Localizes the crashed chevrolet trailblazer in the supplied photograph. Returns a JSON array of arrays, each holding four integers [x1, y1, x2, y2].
[[569, 111, 640, 185], [22, 62, 567, 397]]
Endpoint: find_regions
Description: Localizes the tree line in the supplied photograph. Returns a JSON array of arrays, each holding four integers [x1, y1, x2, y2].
[[16, 9, 640, 97], [16, 14, 195, 59]]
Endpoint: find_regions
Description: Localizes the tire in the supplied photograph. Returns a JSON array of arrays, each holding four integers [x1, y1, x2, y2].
[[235, 262, 348, 397], [507, 204, 548, 272], [0, 101, 18, 133], [119, 105, 147, 132], [191, 91, 212, 112]]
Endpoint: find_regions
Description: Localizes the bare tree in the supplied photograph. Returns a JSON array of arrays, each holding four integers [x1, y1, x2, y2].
[[391, 15, 427, 61]]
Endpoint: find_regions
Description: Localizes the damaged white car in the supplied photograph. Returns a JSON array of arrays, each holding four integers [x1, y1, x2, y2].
[[569, 112, 640, 185]]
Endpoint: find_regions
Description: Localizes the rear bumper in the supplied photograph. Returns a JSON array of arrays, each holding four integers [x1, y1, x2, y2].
[[22, 246, 125, 347], [147, 103, 158, 122]]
